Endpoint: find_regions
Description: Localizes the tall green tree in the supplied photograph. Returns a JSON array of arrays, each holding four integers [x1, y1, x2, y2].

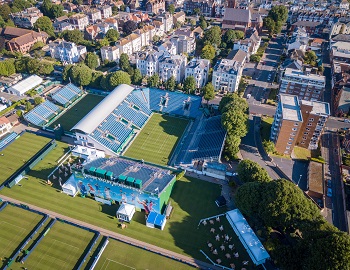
[[131, 69, 142, 85], [167, 4, 175, 14], [235, 181, 263, 217], [105, 29, 120, 42], [109, 71, 131, 87], [183, 76, 196, 94], [85, 52, 100, 70], [50, 5, 64, 19], [201, 44, 216, 60], [70, 64, 92, 86], [34, 16, 54, 37], [148, 74, 160, 87], [0, 59, 15, 76], [269, 5, 288, 23], [165, 76, 176, 90], [0, 4, 11, 21], [304, 50, 317, 66], [62, 29, 84, 44], [203, 26, 221, 46], [202, 82, 215, 103], [237, 160, 272, 183], [119, 53, 130, 72]]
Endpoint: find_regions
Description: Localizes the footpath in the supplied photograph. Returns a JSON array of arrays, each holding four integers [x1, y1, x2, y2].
[[0, 195, 222, 270]]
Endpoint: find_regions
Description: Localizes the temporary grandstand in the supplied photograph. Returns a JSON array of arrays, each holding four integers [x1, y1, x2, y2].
[[175, 115, 226, 166], [51, 83, 83, 107], [0, 132, 18, 149], [24, 100, 61, 127], [69, 157, 176, 214], [71, 85, 202, 155]]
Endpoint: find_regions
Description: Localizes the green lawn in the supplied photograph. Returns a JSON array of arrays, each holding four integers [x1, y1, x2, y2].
[[124, 113, 189, 165], [0, 132, 51, 185], [49, 94, 105, 131], [293, 146, 311, 160], [0, 141, 225, 259], [260, 116, 274, 142], [0, 204, 43, 268], [92, 238, 193, 270], [21, 221, 95, 270]]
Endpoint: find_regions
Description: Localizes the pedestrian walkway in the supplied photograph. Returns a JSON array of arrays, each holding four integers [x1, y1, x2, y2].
[[0, 195, 222, 270]]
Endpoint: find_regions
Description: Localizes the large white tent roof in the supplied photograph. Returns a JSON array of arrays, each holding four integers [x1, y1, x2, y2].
[[226, 209, 270, 265], [71, 84, 134, 134], [8, 75, 43, 95], [117, 203, 135, 216]]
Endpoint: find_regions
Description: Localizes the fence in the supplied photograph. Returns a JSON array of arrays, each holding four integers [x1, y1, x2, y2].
[[89, 237, 110, 270]]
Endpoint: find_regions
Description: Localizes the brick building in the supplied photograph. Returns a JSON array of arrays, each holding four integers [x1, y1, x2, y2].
[[270, 94, 330, 155]]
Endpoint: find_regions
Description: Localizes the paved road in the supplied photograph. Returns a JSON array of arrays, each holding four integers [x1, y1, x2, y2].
[[322, 130, 348, 232], [0, 195, 221, 270]]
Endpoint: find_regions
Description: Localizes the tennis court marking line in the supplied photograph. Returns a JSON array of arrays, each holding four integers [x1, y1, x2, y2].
[[33, 239, 79, 270], [100, 258, 136, 270], [0, 221, 27, 255], [139, 125, 176, 154]]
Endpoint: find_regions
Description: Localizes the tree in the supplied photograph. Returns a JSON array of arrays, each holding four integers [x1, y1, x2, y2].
[[202, 82, 215, 102], [263, 140, 276, 154], [200, 44, 216, 60], [0, 15, 5, 28], [250, 54, 261, 63], [221, 109, 248, 137], [109, 71, 131, 87], [183, 76, 196, 94], [224, 134, 241, 160], [62, 64, 73, 82], [34, 97, 44, 105], [62, 29, 84, 44], [193, 8, 201, 15], [269, 5, 288, 23], [70, 64, 92, 86], [223, 30, 244, 45], [152, 35, 160, 43], [304, 50, 317, 66], [25, 101, 33, 112], [50, 5, 64, 19], [237, 160, 272, 183], [123, 20, 137, 35], [105, 29, 120, 42], [41, 0, 52, 17], [119, 53, 130, 71], [203, 26, 221, 46], [234, 30, 244, 40], [148, 74, 160, 87], [165, 76, 176, 90], [0, 59, 15, 76], [167, 4, 175, 14], [199, 18, 207, 30], [30, 41, 45, 51], [85, 52, 100, 70], [0, 4, 11, 21], [263, 17, 275, 34], [235, 182, 263, 217], [89, 71, 104, 89], [34, 16, 54, 37], [131, 69, 142, 85], [97, 38, 110, 48]]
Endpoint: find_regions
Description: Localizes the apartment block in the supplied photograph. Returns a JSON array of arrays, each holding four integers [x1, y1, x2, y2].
[[212, 59, 244, 92], [10, 7, 43, 28], [49, 40, 87, 64], [69, 14, 89, 31], [270, 94, 330, 155], [100, 46, 120, 62], [185, 58, 210, 88], [279, 68, 325, 101]]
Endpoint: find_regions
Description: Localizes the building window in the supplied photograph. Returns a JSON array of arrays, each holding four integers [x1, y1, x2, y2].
[[301, 141, 305, 144], [303, 136, 307, 140], [306, 128, 310, 131], [294, 123, 299, 126], [289, 137, 294, 141], [304, 132, 309, 135], [309, 118, 314, 122], [290, 132, 296, 136], [307, 123, 313, 126], [292, 128, 297, 131]]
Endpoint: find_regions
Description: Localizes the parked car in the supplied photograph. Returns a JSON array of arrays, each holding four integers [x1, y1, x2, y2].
[[327, 188, 332, 197], [327, 179, 332, 187]]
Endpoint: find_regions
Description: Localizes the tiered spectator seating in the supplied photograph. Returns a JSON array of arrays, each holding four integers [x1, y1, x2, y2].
[[0, 132, 18, 149], [148, 89, 202, 118], [125, 93, 152, 115], [52, 83, 82, 106], [24, 100, 60, 127], [114, 102, 149, 128]]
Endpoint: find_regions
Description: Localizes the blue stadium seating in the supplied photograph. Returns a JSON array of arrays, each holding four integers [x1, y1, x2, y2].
[[148, 89, 202, 118], [125, 93, 152, 115], [0, 132, 18, 149], [24, 100, 60, 127], [114, 102, 149, 128], [52, 83, 82, 106]]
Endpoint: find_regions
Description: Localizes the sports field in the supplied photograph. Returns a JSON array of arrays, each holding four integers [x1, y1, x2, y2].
[[49, 94, 105, 131], [0, 204, 43, 268], [0, 132, 51, 186], [93, 239, 193, 270], [124, 113, 189, 165], [23, 221, 95, 270]]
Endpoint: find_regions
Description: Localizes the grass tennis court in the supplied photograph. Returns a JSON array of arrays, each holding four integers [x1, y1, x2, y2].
[[93, 239, 193, 270], [0, 204, 43, 268], [49, 94, 105, 131], [23, 221, 95, 270], [124, 113, 189, 165], [0, 132, 51, 186]]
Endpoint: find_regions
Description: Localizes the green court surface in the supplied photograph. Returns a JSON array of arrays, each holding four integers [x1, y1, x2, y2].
[[93, 239, 193, 270], [0, 132, 51, 185], [0, 204, 43, 268], [124, 113, 189, 165], [49, 94, 105, 131], [23, 221, 95, 270]]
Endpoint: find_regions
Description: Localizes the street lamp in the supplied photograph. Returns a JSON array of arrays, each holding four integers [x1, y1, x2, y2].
[[297, 174, 302, 187]]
